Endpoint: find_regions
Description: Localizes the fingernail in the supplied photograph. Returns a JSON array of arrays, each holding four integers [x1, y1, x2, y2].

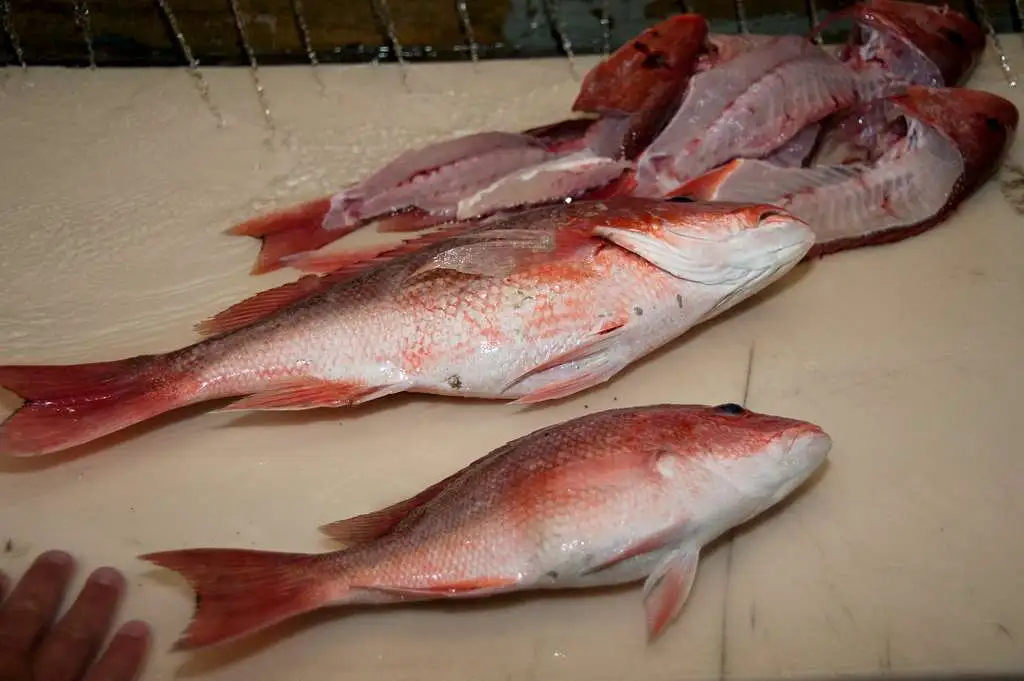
[[90, 566, 125, 589], [38, 550, 74, 568], [119, 620, 151, 639]]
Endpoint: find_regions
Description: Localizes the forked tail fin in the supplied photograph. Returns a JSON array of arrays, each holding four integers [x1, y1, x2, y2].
[[139, 548, 334, 650], [226, 196, 364, 275], [0, 353, 194, 457]]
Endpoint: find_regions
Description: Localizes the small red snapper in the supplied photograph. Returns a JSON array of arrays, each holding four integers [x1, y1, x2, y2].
[[141, 402, 833, 650]]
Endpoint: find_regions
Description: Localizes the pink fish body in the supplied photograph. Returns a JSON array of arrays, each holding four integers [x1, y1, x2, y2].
[[141, 402, 833, 650], [633, 35, 906, 196], [0, 198, 815, 458]]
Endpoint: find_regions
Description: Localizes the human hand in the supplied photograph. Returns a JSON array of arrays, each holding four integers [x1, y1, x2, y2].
[[0, 550, 150, 681]]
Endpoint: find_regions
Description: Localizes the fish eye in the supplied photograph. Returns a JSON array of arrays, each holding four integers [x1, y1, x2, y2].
[[715, 403, 746, 415], [984, 116, 1003, 132]]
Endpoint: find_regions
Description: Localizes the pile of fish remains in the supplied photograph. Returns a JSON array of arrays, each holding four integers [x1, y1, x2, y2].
[[0, 0, 1017, 656]]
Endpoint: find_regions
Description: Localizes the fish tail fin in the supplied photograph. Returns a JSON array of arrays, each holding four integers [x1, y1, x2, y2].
[[226, 196, 361, 275], [0, 352, 196, 457], [139, 548, 336, 650]]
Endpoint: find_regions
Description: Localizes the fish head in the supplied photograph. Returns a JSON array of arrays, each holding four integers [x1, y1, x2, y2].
[[892, 86, 1019, 199], [659, 403, 832, 526], [593, 199, 816, 309], [827, 0, 985, 87]]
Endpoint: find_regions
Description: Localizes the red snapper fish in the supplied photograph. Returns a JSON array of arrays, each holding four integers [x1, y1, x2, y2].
[[229, 13, 709, 275], [667, 86, 1018, 258], [0, 198, 815, 457], [140, 402, 833, 650]]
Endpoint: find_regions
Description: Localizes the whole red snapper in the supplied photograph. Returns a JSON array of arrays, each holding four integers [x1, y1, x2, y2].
[[141, 402, 833, 650], [0, 197, 815, 458]]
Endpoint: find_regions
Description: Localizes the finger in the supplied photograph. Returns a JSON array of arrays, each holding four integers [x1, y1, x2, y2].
[[32, 567, 126, 681], [0, 550, 76, 654], [81, 620, 151, 681]]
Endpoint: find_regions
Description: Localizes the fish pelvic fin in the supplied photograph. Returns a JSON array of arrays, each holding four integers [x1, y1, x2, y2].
[[139, 548, 334, 650], [0, 353, 195, 457], [644, 545, 701, 641]]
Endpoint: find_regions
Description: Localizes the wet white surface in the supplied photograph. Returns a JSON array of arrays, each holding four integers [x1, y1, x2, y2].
[[1, 43, 1023, 680]]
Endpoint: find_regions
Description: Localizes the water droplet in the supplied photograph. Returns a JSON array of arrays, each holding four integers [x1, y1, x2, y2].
[[455, 0, 479, 68], [153, 0, 226, 127], [290, 0, 325, 95], [971, 0, 1018, 87], [542, 0, 578, 80], [227, 0, 276, 136], [1, 0, 26, 69], [71, 0, 96, 69], [370, 0, 410, 89]]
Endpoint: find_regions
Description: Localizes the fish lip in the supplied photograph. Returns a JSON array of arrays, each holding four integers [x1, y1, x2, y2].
[[789, 425, 832, 459], [765, 426, 832, 505], [728, 218, 816, 273]]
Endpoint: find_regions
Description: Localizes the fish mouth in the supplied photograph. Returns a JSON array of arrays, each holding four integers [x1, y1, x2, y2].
[[766, 426, 832, 505], [705, 217, 816, 295]]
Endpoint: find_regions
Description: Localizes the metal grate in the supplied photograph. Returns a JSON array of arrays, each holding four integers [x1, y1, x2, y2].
[[0, 0, 1020, 69]]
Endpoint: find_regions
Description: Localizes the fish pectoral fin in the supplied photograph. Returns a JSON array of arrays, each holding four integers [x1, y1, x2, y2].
[[581, 523, 690, 577], [351, 577, 520, 599], [502, 318, 629, 405], [643, 545, 701, 641], [405, 225, 601, 282], [219, 379, 411, 412]]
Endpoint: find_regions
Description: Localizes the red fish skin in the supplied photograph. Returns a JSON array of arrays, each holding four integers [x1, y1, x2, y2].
[[572, 13, 709, 160], [138, 403, 832, 650], [814, 0, 986, 87], [0, 198, 814, 458]]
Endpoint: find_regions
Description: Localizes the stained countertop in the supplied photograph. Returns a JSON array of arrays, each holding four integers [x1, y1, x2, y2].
[[1, 43, 1023, 680]]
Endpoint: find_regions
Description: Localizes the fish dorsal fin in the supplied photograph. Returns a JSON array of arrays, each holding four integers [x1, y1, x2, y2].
[[319, 438, 521, 545], [318, 470, 465, 545], [197, 211, 606, 339], [196, 223, 487, 338], [194, 274, 337, 338]]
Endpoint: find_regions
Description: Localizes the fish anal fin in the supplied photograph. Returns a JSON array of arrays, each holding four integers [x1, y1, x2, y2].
[[351, 577, 519, 599], [219, 379, 408, 412], [503, 318, 629, 404], [643, 546, 701, 641]]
